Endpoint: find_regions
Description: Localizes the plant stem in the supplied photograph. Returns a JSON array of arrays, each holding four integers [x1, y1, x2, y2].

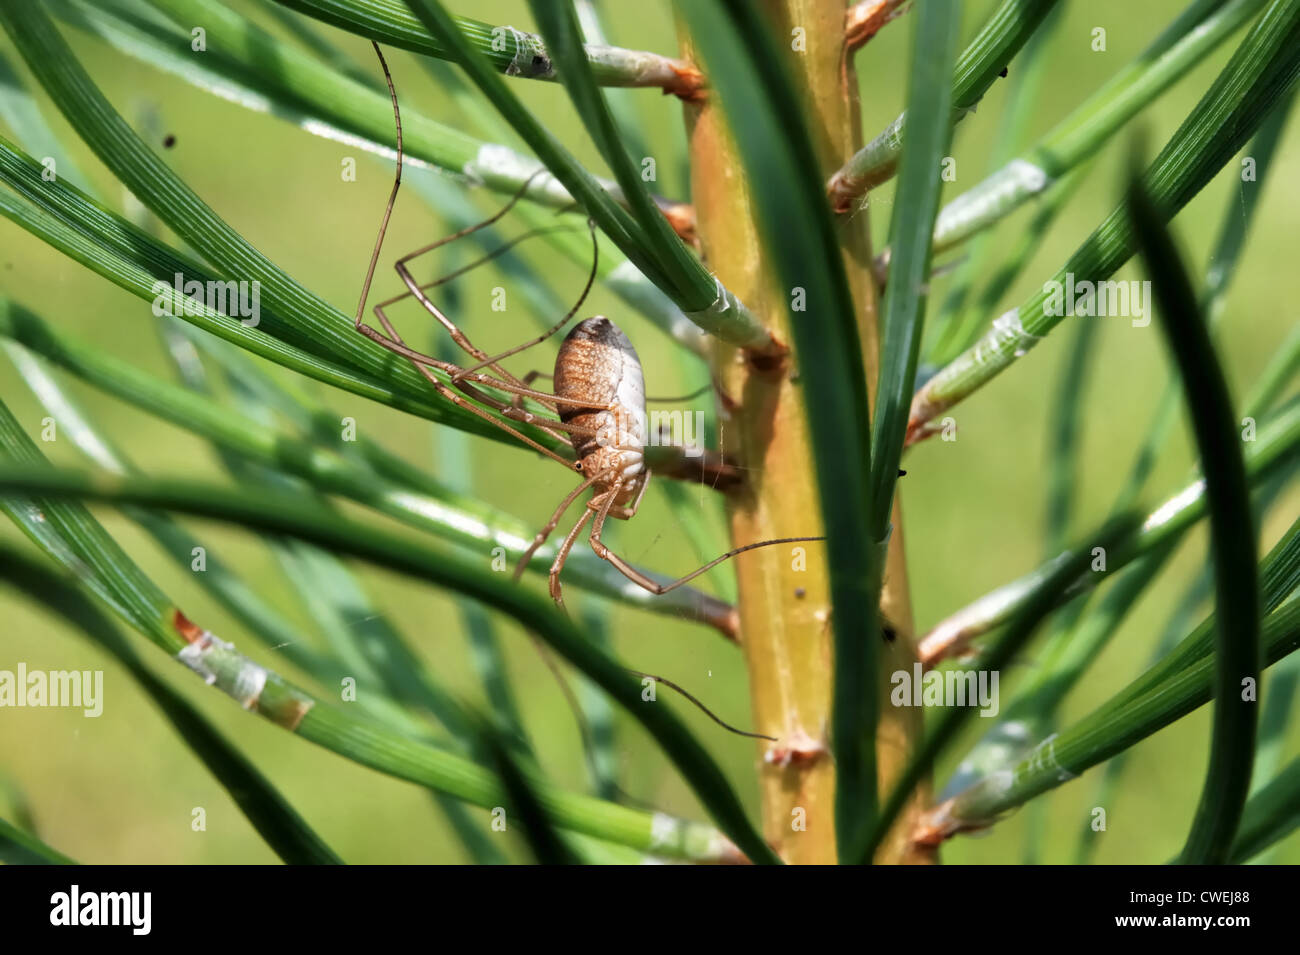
[[682, 0, 926, 864], [273, 0, 704, 96], [827, 0, 1060, 210]]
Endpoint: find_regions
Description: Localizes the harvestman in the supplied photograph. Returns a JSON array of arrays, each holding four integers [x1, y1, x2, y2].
[[352, 44, 821, 615]]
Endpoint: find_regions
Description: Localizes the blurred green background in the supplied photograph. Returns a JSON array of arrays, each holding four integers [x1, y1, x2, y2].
[[0, 0, 1296, 863]]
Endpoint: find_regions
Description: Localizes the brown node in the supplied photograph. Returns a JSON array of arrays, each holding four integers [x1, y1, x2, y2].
[[904, 413, 943, 447], [765, 729, 829, 768], [827, 168, 868, 216], [665, 60, 707, 103], [846, 0, 906, 54], [658, 201, 699, 246], [172, 608, 204, 644], [912, 797, 991, 846], [744, 339, 790, 375]]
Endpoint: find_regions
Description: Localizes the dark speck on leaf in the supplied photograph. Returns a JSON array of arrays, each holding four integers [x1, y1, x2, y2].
[[998, 67, 1009, 78], [163, 134, 177, 148]]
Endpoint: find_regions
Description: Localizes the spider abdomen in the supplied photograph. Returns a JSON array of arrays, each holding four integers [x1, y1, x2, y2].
[[555, 316, 646, 484]]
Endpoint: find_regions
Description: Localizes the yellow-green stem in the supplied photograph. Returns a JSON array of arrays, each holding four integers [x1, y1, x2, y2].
[[681, 0, 930, 864]]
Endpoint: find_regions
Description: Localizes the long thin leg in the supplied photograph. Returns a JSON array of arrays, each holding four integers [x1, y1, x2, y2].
[[513, 472, 599, 581], [607, 469, 651, 520], [350, 44, 600, 472], [510, 370, 549, 411], [454, 221, 598, 379], [548, 506, 596, 607], [352, 41, 403, 335], [346, 43, 551, 433], [393, 215, 596, 382], [382, 218, 556, 394], [374, 223, 585, 314], [365, 305, 607, 473], [369, 303, 601, 411], [366, 309, 606, 429], [624, 669, 775, 740], [535, 476, 777, 743], [413, 353, 583, 468], [394, 216, 596, 389], [535, 467, 647, 600], [645, 382, 713, 404], [370, 309, 584, 470], [373, 167, 559, 395], [374, 211, 598, 385], [589, 489, 825, 596], [393, 167, 557, 293], [359, 114, 598, 394], [644, 370, 736, 412]]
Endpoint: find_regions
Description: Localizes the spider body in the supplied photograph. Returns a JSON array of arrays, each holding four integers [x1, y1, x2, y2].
[[555, 316, 648, 513]]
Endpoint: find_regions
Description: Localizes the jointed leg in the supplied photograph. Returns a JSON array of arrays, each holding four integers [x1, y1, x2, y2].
[[390, 170, 564, 373], [607, 469, 651, 520], [589, 483, 824, 596], [513, 472, 600, 581], [379, 169, 564, 390], [345, 44, 556, 439], [509, 370, 549, 411], [364, 306, 605, 427], [408, 354, 582, 470], [352, 42, 404, 338], [389, 224, 585, 301], [382, 212, 598, 385], [373, 221, 587, 354], [367, 165, 598, 401], [548, 506, 596, 607], [526, 459, 648, 548], [350, 43, 605, 470], [455, 221, 598, 380], [388, 191, 597, 388], [368, 302, 598, 411], [363, 307, 609, 473], [394, 173, 562, 287]]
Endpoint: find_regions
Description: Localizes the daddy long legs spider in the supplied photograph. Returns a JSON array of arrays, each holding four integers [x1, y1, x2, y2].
[[352, 43, 821, 619]]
